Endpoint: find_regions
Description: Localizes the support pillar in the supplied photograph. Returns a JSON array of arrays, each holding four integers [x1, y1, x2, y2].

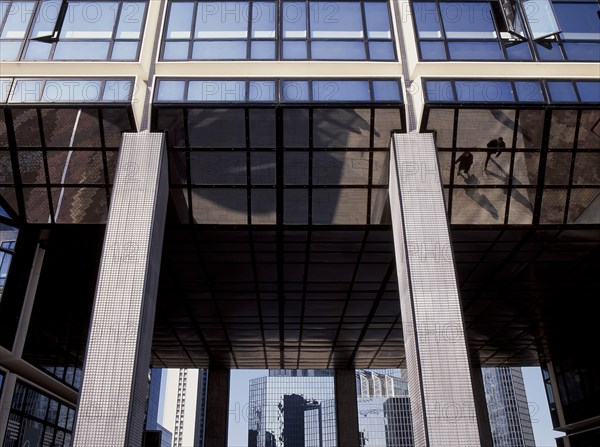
[[335, 369, 360, 447], [72, 132, 168, 447], [204, 369, 230, 447], [389, 133, 482, 446]]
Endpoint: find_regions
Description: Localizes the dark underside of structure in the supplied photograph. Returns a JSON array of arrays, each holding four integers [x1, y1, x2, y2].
[[5, 218, 598, 373]]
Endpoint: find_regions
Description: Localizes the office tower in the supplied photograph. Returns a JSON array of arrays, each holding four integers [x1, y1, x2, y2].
[[146, 369, 173, 447], [0, 1, 598, 446], [248, 370, 337, 446], [483, 367, 536, 447], [193, 369, 209, 447]]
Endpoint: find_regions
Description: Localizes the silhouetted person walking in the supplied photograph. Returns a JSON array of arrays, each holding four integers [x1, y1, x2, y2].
[[455, 151, 474, 177], [485, 137, 505, 169]]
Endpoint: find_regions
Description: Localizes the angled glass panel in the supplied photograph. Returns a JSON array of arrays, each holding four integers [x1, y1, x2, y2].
[[0, 41, 21, 60], [440, 2, 496, 38], [514, 81, 544, 102], [547, 82, 577, 102], [195, 2, 249, 38], [29, 0, 60, 38], [1, 1, 34, 38], [553, 4, 599, 40], [60, 2, 119, 39], [166, 1, 194, 38], [24, 41, 51, 60], [282, 2, 307, 38], [522, 0, 561, 39], [0, 78, 11, 102], [310, 2, 363, 39], [576, 82, 600, 103]]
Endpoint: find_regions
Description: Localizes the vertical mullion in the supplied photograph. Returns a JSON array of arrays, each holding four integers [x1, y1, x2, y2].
[[245, 108, 252, 224], [308, 107, 313, 224], [183, 107, 193, 224], [532, 108, 553, 224], [360, 1, 370, 60], [4, 109, 27, 220], [247, 1, 253, 60], [366, 107, 375, 224], [305, 0, 311, 59], [189, 2, 199, 60], [447, 107, 459, 219], [97, 108, 112, 209], [563, 109, 582, 224], [504, 108, 520, 224], [37, 108, 56, 223], [107, 1, 123, 60]]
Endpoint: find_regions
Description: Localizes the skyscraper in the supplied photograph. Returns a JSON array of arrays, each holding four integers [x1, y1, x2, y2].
[[0, 1, 598, 446]]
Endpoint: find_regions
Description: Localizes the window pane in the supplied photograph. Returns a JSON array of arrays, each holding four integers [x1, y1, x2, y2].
[[420, 41, 446, 60], [505, 41, 532, 60], [281, 81, 309, 102], [103, 80, 133, 101], [313, 80, 370, 102], [251, 2, 276, 38], [248, 81, 275, 102], [364, 2, 391, 39], [53, 41, 110, 60], [24, 41, 51, 60], [547, 82, 577, 102], [115, 2, 146, 39], [0, 41, 21, 60], [554, 4, 600, 40], [522, 0, 561, 39], [60, 2, 118, 38], [455, 81, 513, 102], [575, 82, 600, 103], [188, 80, 246, 102], [195, 2, 248, 38], [251, 40, 275, 59], [311, 41, 366, 60], [29, 0, 61, 38], [426, 81, 454, 102], [310, 2, 363, 39], [282, 2, 307, 38], [192, 41, 246, 59], [563, 42, 600, 62], [412, 2, 442, 38], [163, 41, 189, 59], [515, 81, 544, 102], [156, 80, 185, 101], [1, 1, 34, 38], [373, 81, 400, 101], [440, 3, 496, 38], [448, 41, 503, 60], [368, 41, 394, 60], [111, 41, 138, 60], [42, 80, 102, 102], [282, 40, 306, 59], [166, 2, 194, 39]]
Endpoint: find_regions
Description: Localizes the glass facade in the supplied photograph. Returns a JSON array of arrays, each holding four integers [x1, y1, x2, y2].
[[2, 381, 75, 447], [248, 370, 336, 446], [423, 79, 600, 225], [161, 0, 395, 60], [0, 0, 147, 61], [412, 0, 600, 61]]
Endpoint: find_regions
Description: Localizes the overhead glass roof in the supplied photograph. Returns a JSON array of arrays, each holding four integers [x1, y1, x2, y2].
[[422, 79, 600, 226], [0, 78, 136, 223], [153, 78, 405, 226]]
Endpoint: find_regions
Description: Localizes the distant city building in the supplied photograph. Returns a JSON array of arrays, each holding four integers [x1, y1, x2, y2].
[[193, 369, 209, 447], [248, 370, 336, 446], [146, 369, 172, 447], [356, 370, 412, 447], [483, 367, 536, 447]]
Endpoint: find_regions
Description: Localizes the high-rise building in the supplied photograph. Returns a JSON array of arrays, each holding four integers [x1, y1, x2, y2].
[[145, 369, 173, 447], [0, 1, 598, 446], [483, 367, 535, 447]]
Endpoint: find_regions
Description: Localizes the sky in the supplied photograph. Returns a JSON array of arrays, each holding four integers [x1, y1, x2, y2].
[[161, 367, 561, 447]]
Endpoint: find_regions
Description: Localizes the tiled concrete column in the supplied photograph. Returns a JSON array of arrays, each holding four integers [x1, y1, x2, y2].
[[335, 369, 360, 446], [389, 133, 482, 446], [204, 369, 230, 447], [72, 132, 168, 447]]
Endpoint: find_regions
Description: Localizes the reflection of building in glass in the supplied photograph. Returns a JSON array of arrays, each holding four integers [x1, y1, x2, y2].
[[145, 369, 172, 447], [248, 370, 336, 447], [483, 368, 535, 447]]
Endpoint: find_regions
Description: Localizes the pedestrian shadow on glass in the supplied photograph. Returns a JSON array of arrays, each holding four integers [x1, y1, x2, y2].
[[463, 175, 500, 220]]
